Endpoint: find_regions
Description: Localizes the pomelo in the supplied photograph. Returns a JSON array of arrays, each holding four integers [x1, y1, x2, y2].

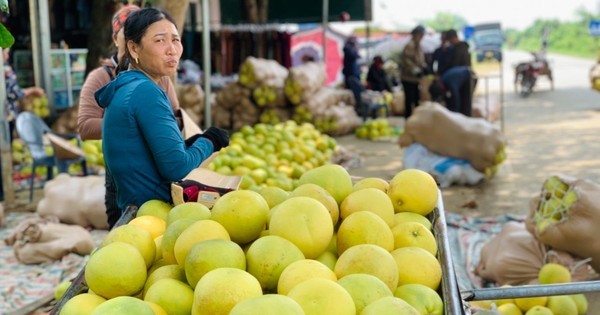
[[59, 293, 105, 315], [161, 219, 196, 264], [569, 294, 588, 314], [546, 295, 577, 315], [210, 190, 269, 245], [128, 215, 166, 239], [143, 264, 186, 297], [315, 251, 337, 271], [144, 301, 167, 315], [91, 296, 154, 315], [154, 236, 163, 261], [337, 273, 393, 314], [269, 196, 334, 259], [191, 268, 263, 315], [391, 246, 442, 290], [523, 306, 553, 315], [336, 211, 394, 255], [144, 278, 194, 315], [497, 302, 523, 315], [101, 224, 156, 267], [229, 294, 304, 315], [340, 188, 395, 227], [288, 183, 339, 225], [173, 219, 230, 266], [394, 283, 444, 315], [334, 244, 398, 291], [246, 235, 305, 291], [287, 278, 355, 315], [54, 280, 71, 301], [166, 203, 211, 227], [184, 239, 246, 288], [352, 177, 389, 193], [137, 199, 172, 221], [393, 212, 432, 230], [298, 164, 353, 205], [360, 296, 420, 315], [258, 186, 290, 209], [85, 242, 147, 299], [538, 263, 572, 284], [277, 259, 337, 295], [392, 221, 438, 256], [515, 294, 548, 312], [387, 169, 438, 215]]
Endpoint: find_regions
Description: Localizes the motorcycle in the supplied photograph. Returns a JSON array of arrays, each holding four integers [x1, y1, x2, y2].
[[514, 52, 554, 97]]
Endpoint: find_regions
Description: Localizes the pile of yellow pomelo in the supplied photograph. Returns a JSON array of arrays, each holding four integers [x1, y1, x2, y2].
[[472, 262, 588, 315], [532, 176, 578, 234], [354, 118, 396, 140], [58, 165, 446, 315]]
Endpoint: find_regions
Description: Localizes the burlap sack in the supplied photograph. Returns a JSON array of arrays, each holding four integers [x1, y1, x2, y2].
[[475, 221, 597, 286], [389, 90, 405, 116], [472, 95, 501, 123], [525, 174, 600, 273], [398, 102, 505, 172], [5, 215, 95, 264], [37, 174, 108, 229]]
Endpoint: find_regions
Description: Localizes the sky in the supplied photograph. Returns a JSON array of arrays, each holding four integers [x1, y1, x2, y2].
[[372, 0, 599, 31]]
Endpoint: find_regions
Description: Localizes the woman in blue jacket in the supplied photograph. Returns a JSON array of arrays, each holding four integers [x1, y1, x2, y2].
[[95, 8, 228, 213]]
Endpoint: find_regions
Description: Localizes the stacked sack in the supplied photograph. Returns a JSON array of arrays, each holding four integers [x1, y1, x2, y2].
[[399, 102, 507, 184]]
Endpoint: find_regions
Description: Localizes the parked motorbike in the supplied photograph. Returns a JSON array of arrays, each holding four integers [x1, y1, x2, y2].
[[514, 52, 554, 97]]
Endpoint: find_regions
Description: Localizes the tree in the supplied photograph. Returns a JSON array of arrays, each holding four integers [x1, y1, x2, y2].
[[419, 12, 468, 32], [85, 0, 115, 76]]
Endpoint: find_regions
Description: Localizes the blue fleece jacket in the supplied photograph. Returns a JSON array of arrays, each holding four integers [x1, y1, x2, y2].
[[95, 70, 213, 210]]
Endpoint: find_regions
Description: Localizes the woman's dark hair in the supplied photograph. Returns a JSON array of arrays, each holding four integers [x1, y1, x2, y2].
[[118, 7, 178, 72]]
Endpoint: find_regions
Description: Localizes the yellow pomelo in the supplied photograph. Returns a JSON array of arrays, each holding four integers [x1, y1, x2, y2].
[[229, 294, 304, 315], [315, 251, 337, 271], [289, 183, 340, 225], [269, 196, 334, 259], [569, 294, 588, 314], [147, 258, 170, 275], [360, 296, 420, 315], [174, 219, 230, 266], [287, 278, 356, 315], [394, 212, 432, 230], [258, 186, 290, 209], [523, 306, 553, 315], [469, 300, 494, 310], [59, 293, 106, 315], [340, 188, 395, 227], [144, 278, 194, 315], [154, 236, 163, 261], [129, 215, 166, 239], [54, 280, 71, 301], [298, 164, 353, 205], [144, 301, 167, 315], [143, 264, 186, 297], [211, 190, 269, 245], [192, 268, 263, 315], [85, 242, 147, 299], [245, 235, 305, 291], [161, 219, 196, 264], [394, 283, 444, 315], [515, 295, 548, 312], [277, 259, 337, 295], [538, 263, 572, 284], [336, 211, 394, 255], [387, 169, 438, 215], [352, 177, 389, 193], [166, 202, 211, 227], [101, 224, 156, 267], [391, 246, 442, 290], [392, 221, 438, 256], [334, 244, 399, 291], [337, 273, 393, 314], [137, 199, 172, 221], [184, 239, 246, 288], [546, 295, 577, 315], [90, 296, 154, 315], [496, 302, 523, 315]]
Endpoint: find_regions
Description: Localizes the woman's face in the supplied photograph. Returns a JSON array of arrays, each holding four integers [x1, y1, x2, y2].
[[128, 19, 182, 81]]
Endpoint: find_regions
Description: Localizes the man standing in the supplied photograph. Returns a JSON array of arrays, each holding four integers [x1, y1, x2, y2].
[[441, 29, 475, 116], [400, 25, 427, 119], [343, 36, 365, 117]]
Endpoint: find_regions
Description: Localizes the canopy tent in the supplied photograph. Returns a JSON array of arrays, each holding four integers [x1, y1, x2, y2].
[[370, 33, 442, 60]]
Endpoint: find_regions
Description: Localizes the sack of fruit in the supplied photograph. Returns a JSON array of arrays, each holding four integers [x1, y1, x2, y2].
[[36, 174, 108, 229], [398, 102, 506, 173], [5, 215, 95, 264], [475, 221, 596, 285], [525, 174, 600, 273]]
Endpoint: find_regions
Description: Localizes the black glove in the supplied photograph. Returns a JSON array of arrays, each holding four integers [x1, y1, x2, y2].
[[198, 126, 230, 151], [184, 133, 202, 147]]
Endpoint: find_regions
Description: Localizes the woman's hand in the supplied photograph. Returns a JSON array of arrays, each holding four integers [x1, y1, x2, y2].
[[23, 87, 46, 98]]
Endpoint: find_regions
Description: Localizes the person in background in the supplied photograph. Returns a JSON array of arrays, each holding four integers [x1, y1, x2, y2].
[[400, 25, 427, 119], [366, 55, 391, 92], [342, 36, 366, 117], [95, 8, 228, 217], [3, 47, 45, 143], [77, 4, 183, 228], [442, 29, 475, 116]]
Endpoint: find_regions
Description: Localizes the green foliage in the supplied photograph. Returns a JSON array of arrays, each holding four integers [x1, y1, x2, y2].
[[0, 23, 14, 49], [420, 12, 468, 32]]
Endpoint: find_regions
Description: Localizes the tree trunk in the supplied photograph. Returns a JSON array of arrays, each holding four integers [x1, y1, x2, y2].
[[153, 0, 190, 34], [85, 0, 115, 76], [243, 0, 259, 23]]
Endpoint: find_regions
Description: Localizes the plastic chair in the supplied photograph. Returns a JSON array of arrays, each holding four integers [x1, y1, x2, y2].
[[15, 111, 88, 201]]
